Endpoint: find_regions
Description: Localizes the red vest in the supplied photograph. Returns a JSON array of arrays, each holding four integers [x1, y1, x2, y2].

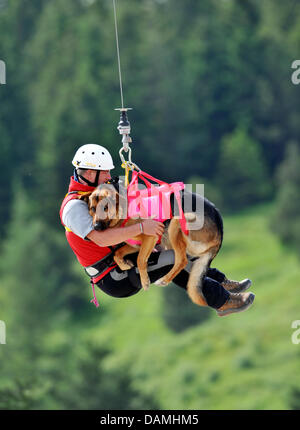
[[59, 177, 117, 282]]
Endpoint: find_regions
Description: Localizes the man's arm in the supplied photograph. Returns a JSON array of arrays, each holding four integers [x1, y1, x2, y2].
[[87, 219, 165, 247], [62, 198, 164, 247]]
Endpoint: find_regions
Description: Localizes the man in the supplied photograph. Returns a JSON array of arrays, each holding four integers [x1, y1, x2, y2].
[[60, 144, 255, 316]]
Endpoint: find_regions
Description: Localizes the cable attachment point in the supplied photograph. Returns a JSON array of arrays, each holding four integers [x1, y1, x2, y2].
[[115, 108, 140, 172], [115, 107, 132, 152]]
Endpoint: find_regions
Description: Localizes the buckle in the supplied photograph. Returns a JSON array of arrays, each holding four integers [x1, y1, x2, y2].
[[85, 266, 100, 277], [84, 254, 114, 278]]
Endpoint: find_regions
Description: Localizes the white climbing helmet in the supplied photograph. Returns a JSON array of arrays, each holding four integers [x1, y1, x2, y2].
[[72, 144, 115, 170]]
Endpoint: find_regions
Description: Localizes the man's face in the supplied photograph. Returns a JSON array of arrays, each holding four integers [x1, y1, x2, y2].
[[97, 170, 111, 185], [79, 169, 112, 186]]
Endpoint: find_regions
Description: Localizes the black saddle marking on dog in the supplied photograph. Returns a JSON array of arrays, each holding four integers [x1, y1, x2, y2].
[[169, 190, 223, 243]]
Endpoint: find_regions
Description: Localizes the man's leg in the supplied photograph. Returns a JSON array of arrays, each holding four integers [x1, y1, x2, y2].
[[170, 261, 230, 309], [206, 268, 226, 283], [96, 265, 142, 298], [206, 267, 252, 294], [186, 254, 252, 293], [98, 250, 254, 315], [96, 250, 179, 299], [127, 250, 233, 310], [143, 251, 254, 315]]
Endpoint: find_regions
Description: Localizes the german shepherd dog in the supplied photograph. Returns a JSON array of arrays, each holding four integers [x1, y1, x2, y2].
[[80, 182, 223, 307]]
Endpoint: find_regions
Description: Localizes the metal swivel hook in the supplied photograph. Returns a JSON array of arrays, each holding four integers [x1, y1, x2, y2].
[[115, 107, 140, 171]]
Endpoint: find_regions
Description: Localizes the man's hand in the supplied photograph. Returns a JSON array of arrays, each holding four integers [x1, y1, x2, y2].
[[142, 219, 165, 239]]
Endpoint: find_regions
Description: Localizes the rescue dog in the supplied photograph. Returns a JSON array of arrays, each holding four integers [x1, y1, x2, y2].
[[80, 182, 223, 307]]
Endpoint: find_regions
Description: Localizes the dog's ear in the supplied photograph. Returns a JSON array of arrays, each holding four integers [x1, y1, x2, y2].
[[78, 192, 92, 204]]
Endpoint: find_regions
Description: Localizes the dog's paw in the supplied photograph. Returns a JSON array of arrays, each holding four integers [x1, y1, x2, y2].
[[141, 279, 150, 291], [116, 259, 134, 271], [124, 259, 134, 269], [155, 277, 169, 286]]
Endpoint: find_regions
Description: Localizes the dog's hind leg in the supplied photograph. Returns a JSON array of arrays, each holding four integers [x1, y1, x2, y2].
[[186, 252, 213, 307], [155, 218, 188, 286]]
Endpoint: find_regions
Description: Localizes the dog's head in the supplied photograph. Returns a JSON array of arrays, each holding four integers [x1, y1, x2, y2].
[[79, 183, 127, 231]]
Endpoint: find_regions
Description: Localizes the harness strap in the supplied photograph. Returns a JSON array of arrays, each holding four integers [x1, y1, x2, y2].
[[78, 170, 100, 188], [127, 170, 188, 235], [90, 280, 100, 308], [86, 242, 126, 308]]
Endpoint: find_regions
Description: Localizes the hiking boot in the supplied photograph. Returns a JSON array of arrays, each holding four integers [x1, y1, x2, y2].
[[216, 292, 255, 317], [221, 278, 252, 294]]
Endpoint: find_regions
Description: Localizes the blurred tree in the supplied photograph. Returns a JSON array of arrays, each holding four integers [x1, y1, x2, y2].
[[162, 283, 212, 333], [271, 143, 300, 254], [186, 175, 223, 209], [0, 182, 93, 349], [0, 0, 300, 410], [0, 380, 39, 410], [255, 0, 300, 173], [0, 0, 299, 229], [216, 126, 271, 211], [0, 182, 159, 410], [0, 338, 158, 410], [290, 387, 300, 410], [46, 338, 159, 410], [0, 0, 48, 237], [24, 0, 150, 226]]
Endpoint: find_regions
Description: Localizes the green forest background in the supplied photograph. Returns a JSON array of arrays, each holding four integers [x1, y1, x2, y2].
[[0, 0, 300, 410]]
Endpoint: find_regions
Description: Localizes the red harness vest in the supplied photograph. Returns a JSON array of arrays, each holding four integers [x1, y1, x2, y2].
[[59, 177, 117, 283]]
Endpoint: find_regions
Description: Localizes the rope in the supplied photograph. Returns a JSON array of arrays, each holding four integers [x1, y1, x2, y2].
[[112, 0, 124, 109], [112, 0, 140, 179]]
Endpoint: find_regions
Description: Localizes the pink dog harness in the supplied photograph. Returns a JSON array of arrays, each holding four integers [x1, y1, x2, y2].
[[123, 170, 188, 246]]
